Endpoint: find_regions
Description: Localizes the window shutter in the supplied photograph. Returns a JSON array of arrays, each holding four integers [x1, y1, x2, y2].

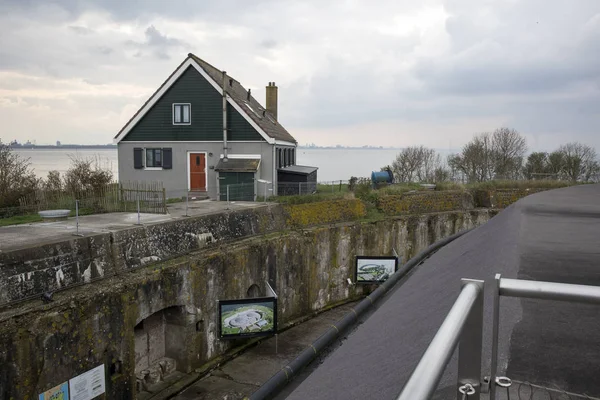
[[134, 148, 143, 169], [163, 148, 173, 169]]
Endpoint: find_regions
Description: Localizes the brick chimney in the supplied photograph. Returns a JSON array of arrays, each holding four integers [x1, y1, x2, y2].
[[266, 82, 278, 120]]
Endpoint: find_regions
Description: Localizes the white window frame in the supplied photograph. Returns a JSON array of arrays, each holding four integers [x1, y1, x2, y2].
[[144, 147, 164, 170], [172, 103, 191, 125]]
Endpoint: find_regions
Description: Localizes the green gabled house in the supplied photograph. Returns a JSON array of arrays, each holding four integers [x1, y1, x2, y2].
[[113, 53, 317, 200]]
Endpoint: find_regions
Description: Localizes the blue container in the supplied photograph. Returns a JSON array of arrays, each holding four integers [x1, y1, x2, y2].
[[371, 170, 393, 186]]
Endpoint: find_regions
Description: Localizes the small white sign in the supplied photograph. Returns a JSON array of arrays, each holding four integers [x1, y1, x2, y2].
[[69, 364, 106, 400]]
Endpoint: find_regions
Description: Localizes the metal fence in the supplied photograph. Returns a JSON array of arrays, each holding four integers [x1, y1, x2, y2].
[[1, 181, 167, 220], [277, 180, 348, 196], [397, 275, 600, 400]]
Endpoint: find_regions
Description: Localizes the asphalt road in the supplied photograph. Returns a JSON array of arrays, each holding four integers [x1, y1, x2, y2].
[[285, 184, 600, 400]]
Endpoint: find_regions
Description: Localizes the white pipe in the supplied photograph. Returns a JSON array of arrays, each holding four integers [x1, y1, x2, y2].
[[222, 71, 228, 160]]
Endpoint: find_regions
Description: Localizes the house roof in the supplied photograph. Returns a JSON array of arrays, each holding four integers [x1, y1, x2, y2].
[[215, 158, 261, 172], [278, 165, 319, 175], [114, 53, 296, 144], [189, 54, 296, 144]]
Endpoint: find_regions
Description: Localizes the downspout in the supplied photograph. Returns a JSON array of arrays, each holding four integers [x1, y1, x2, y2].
[[222, 70, 228, 161], [272, 144, 277, 196]]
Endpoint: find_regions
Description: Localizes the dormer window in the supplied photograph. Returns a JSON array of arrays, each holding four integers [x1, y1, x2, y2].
[[173, 103, 191, 125]]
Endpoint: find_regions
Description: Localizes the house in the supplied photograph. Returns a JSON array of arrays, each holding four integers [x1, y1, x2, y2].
[[114, 53, 317, 200]]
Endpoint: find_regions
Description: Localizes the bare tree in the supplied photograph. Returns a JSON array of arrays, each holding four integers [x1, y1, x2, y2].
[[391, 146, 445, 183], [63, 156, 114, 195], [492, 127, 527, 179], [448, 133, 494, 182], [391, 146, 425, 183], [0, 139, 39, 208], [523, 152, 549, 180], [558, 142, 599, 182]]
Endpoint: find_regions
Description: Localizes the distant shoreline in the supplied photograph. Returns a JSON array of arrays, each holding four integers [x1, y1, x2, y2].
[[10, 145, 116, 149], [10, 145, 401, 150]]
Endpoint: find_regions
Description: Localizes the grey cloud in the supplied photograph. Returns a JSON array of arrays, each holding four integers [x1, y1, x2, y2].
[[260, 39, 277, 49], [126, 25, 187, 60], [69, 25, 93, 35]]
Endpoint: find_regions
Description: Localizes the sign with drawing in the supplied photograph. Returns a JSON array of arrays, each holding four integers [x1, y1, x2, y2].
[[219, 297, 278, 339], [355, 256, 399, 284], [38, 382, 69, 400], [69, 364, 106, 400]]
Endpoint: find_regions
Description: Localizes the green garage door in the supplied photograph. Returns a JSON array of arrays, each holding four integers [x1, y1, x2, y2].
[[219, 172, 255, 201]]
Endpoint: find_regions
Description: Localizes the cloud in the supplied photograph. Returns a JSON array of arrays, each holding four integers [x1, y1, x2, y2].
[[0, 0, 597, 151], [125, 25, 188, 60]]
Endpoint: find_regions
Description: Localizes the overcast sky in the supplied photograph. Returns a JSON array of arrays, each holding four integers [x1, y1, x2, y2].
[[0, 0, 598, 150]]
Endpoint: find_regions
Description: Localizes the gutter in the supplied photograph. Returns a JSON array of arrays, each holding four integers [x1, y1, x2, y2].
[[247, 228, 474, 400]]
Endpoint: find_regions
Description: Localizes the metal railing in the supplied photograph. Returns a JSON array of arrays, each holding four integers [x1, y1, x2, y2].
[[397, 279, 484, 400], [397, 275, 600, 400], [489, 275, 600, 400]]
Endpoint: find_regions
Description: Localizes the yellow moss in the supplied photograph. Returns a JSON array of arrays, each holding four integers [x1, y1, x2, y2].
[[377, 191, 472, 215], [283, 199, 366, 227]]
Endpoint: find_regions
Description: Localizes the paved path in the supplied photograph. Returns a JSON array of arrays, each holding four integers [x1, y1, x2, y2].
[[286, 184, 600, 400], [0, 200, 263, 252]]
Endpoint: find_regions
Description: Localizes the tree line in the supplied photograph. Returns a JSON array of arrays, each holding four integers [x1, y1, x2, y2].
[[386, 128, 599, 184]]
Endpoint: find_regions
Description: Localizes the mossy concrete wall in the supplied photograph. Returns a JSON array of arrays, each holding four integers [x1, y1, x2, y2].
[[377, 191, 474, 215], [473, 188, 547, 208], [0, 202, 368, 306], [0, 209, 495, 400]]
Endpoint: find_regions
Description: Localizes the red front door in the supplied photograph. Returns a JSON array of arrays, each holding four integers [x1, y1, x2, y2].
[[189, 153, 206, 190]]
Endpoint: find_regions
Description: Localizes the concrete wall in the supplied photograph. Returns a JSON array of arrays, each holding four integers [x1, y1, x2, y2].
[[0, 206, 290, 305], [118, 141, 276, 199], [0, 209, 495, 400]]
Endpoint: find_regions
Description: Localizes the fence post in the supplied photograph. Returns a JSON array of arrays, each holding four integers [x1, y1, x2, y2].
[[162, 188, 166, 214], [339, 180, 342, 192], [298, 182, 301, 195], [264, 182, 268, 203], [457, 279, 484, 400], [73, 200, 82, 236], [227, 185, 230, 206], [136, 196, 141, 225], [185, 191, 189, 217]]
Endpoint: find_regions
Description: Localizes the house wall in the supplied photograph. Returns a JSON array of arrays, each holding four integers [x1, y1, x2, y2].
[[121, 66, 263, 142], [118, 141, 275, 199]]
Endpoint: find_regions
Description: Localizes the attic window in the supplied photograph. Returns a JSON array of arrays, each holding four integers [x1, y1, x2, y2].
[[173, 103, 191, 125], [244, 101, 263, 119]]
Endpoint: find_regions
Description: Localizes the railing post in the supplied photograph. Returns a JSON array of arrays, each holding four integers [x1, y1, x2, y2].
[[185, 190, 189, 217], [397, 281, 483, 400], [75, 200, 80, 235], [457, 279, 484, 400], [489, 274, 501, 399], [136, 196, 141, 225]]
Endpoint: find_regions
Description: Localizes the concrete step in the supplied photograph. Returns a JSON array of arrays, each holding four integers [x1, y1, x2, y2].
[[188, 192, 210, 201]]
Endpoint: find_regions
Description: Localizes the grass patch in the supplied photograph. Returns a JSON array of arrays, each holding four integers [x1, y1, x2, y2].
[[0, 214, 43, 227], [167, 197, 185, 204], [316, 182, 349, 194], [268, 192, 349, 205], [466, 180, 577, 191], [360, 204, 386, 222]]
